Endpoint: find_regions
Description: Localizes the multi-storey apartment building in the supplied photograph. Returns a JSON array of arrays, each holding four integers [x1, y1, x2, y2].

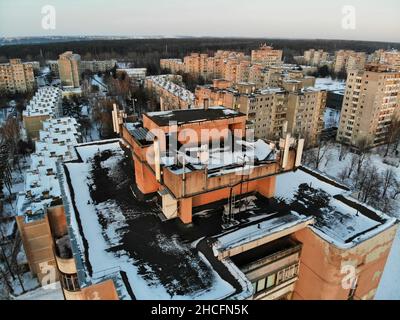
[[334, 50, 367, 74], [160, 58, 185, 74], [15, 106, 398, 300], [116, 68, 147, 86], [286, 88, 327, 146], [195, 78, 324, 144], [47, 60, 59, 76], [22, 86, 62, 139], [0, 59, 35, 94], [303, 49, 330, 66], [16, 117, 81, 285], [337, 64, 400, 147], [145, 74, 195, 110], [160, 47, 282, 84], [371, 49, 400, 68], [58, 51, 81, 88], [251, 44, 283, 67], [80, 59, 117, 73]]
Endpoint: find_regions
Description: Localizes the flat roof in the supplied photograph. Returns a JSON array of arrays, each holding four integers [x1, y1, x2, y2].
[[146, 107, 245, 127], [59, 141, 398, 300], [59, 140, 310, 300]]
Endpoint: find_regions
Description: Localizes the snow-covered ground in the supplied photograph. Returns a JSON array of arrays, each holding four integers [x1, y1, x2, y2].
[[15, 282, 64, 300], [315, 77, 346, 92], [324, 107, 340, 129]]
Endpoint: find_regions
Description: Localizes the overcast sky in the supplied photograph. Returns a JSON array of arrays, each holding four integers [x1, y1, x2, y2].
[[1, 0, 399, 42]]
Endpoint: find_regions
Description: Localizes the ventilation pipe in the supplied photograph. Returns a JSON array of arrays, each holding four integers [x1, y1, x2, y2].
[[282, 133, 291, 169], [154, 136, 161, 182], [204, 98, 209, 110], [295, 138, 305, 167]]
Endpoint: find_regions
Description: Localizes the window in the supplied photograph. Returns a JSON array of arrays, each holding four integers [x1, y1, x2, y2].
[[266, 274, 276, 289], [257, 278, 266, 292], [60, 273, 80, 292]]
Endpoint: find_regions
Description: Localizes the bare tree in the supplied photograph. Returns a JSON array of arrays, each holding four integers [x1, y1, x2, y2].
[[355, 137, 370, 174], [384, 116, 400, 157], [381, 168, 397, 199]]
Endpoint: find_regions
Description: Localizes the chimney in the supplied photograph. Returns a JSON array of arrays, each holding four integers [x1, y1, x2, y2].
[[203, 98, 209, 110]]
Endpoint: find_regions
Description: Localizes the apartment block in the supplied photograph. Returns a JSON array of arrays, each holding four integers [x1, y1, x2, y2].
[[195, 78, 324, 144], [160, 58, 185, 74], [16, 106, 398, 300], [160, 47, 282, 84], [145, 74, 195, 110], [16, 117, 81, 284], [334, 50, 367, 73], [286, 88, 327, 146], [371, 49, 400, 67], [80, 59, 117, 73], [303, 49, 329, 66], [116, 68, 147, 86], [47, 60, 59, 76], [0, 58, 35, 94], [251, 44, 283, 67], [337, 64, 400, 147], [22, 86, 62, 139], [58, 51, 81, 88]]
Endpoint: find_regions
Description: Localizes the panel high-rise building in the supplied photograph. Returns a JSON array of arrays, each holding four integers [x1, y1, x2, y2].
[[58, 51, 81, 88], [337, 64, 400, 147]]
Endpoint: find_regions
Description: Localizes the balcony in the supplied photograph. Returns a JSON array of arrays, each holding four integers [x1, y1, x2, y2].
[[55, 234, 77, 275], [230, 237, 302, 300]]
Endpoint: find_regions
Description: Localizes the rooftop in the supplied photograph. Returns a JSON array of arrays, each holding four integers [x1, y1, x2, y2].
[[17, 117, 80, 220], [23, 86, 61, 117], [146, 106, 245, 127], [58, 140, 397, 300]]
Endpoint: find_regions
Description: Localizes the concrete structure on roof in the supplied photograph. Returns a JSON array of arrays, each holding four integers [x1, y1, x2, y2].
[[58, 51, 81, 88], [22, 86, 62, 139], [337, 65, 400, 148], [0, 58, 35, 94], [145, 74, 195, 111]]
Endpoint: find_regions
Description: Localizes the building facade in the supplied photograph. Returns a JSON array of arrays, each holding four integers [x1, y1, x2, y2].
[[22, 86, 62, 139], [337, 64, 400, 147], [303, 49, 330, 66], [334, 50, 367, 74], [145, 74, 195, 111], [80, 59, 117, 73], [0, 59, 35, 94], [251, 44, 283, 67], [58, 51, 81, 88]]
